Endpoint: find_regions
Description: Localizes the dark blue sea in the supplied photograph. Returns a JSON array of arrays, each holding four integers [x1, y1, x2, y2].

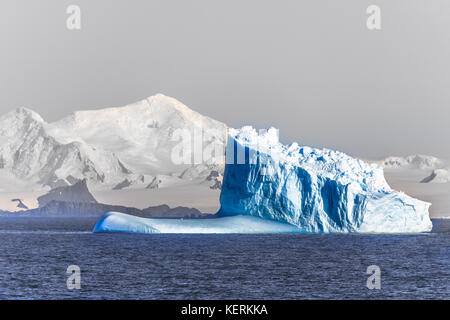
[[0, 217, 448, 299]]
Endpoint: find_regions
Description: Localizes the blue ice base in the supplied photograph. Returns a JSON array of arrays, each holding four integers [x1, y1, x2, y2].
[[93, 212, 301, 234]]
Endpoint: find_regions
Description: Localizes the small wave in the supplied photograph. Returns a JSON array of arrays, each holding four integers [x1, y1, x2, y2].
[[0, 230, 91, 235]]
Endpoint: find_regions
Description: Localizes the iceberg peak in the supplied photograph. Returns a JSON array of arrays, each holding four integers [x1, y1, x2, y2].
[[228, 126, 390, 193]]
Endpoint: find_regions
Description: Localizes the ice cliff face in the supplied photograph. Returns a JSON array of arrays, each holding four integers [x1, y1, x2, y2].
[[217, 127, 432, 233]]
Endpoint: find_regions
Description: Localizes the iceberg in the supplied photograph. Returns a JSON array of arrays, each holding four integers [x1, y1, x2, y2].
[[93, 212, 299, 234], [93, 126, 432, 234], [217, 127, 432, 233]]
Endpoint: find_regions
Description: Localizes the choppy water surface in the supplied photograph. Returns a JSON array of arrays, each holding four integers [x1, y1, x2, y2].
[[0, 217, 448, 299]]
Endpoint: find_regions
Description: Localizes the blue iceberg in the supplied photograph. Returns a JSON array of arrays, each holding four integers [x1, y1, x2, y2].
[[93, 212, 299, 234], [218, 127, 432, 233], [93, 126, 432, 234]]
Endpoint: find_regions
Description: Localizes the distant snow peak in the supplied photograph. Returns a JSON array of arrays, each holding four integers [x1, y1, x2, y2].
[[382, 155, 443, 170], [382, 154, 450, 184], [11, 107, 45, 124]]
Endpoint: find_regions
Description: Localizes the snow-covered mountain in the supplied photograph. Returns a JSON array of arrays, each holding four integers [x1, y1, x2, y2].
[[0, 107, 131, 188], [46, 94, 226, 177], [380, 154, 450, 184], [1, 94, 447, 219], [0, 94, 227, 192], [378, 154, 450, 218], [381, 155, 444, 171]]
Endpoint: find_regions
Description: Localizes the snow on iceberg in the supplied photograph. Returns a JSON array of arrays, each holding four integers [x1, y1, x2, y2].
[[93, 212, 299, 234], [217, 127, 432, 233]]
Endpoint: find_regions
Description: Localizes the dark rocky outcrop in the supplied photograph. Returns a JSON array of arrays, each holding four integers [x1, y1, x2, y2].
[[113, 179, 132, 190], [4, 200, 206, 218], [3, 179, 207, 218], [421, 171, 437, 183], [11, 198, 28, 209], [37, 179, 97, 207]]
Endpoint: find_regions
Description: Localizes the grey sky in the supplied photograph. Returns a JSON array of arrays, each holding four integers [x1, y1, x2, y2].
[[0, 0, 449, 159]]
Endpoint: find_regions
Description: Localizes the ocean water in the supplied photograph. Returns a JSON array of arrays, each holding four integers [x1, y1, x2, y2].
[[0, 217, 448, 299]]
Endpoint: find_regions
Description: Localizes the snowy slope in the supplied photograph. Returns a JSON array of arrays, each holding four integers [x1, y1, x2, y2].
[[0, 94, 227, 194], [46, 94, 227, 178], [0, 107, 131, 188]]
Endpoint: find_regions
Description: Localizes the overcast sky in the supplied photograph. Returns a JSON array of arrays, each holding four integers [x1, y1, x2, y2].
[[0, 0, 449, 159]]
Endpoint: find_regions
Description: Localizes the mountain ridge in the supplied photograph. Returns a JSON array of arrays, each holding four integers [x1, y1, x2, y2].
[[0, 94, 227, 193]]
